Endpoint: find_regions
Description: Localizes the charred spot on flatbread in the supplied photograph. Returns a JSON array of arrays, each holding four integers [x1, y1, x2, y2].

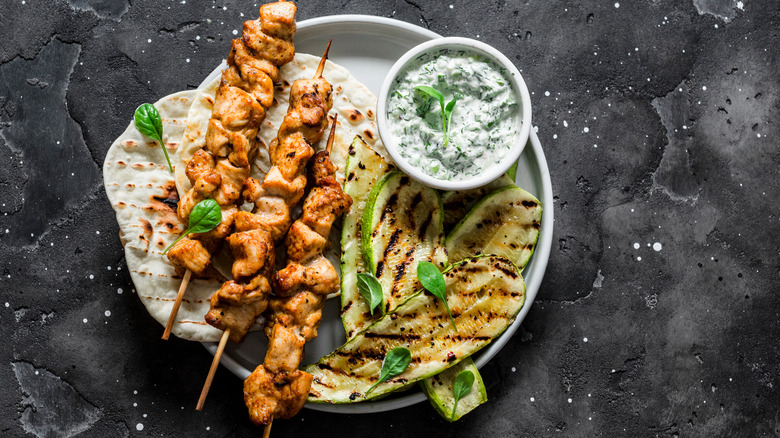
[[347, 109, 363, 124]]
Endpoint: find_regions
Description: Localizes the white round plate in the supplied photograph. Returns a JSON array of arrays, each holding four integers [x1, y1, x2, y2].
[[200, 15, 554, 414]]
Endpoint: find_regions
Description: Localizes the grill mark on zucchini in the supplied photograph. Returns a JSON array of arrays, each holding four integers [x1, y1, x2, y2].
[[381, 228, 403, 262], [418, 213, 433, 241], [364, 332, 421, 341]]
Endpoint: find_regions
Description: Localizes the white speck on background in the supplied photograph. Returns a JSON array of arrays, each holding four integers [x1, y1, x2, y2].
[[544, 91, 550, 96], [637, 256, 642, 261], [89, 275, 94, 280], [583, 127, 589, 133], [147, 39, 151, 43], [633, 243, 640, 249], [583, 337, 589, 343], [614, 2, 620, 7], [653, 242, 662, 251], [702, 86, 707, 90], [232, 29, 238, 35], [136, 423, 144, 431], [83, 318, 88, 323], [133, 402, 137, 407], [530, 397, 535, 402], [737, 1, 744, 10], [511, 367, 516, 372], [553, 134, 558, 139], [105, 310, 111, 317], [449, 4, 453, 8], [563, 120, 568, 127], [117, 288, 124, 294], [568, 398, 572, 403], [4, 302, 8, 307]]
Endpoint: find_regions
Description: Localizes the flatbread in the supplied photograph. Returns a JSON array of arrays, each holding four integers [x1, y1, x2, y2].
[[104, 54, 387, 342], [103, 91, 226, 342]]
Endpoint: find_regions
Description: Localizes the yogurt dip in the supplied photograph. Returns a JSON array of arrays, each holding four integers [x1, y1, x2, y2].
[[385, 48, 520, 182]]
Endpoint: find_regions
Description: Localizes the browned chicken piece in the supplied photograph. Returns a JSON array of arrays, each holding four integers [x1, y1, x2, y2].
[[227, 229, 273, 282], [204, 119, 231, 159], [225, 40, 277, 108], [276, 79, 333, 146], [243, 15, 296, 67], [244, 366, 311, 425], [241, 176, 264, 204], [258, 0, 297, 40], [166, 237, 212, 275], [260, 166, 308, 205], [284, 221, 327, 264], [264, 324, 305, 374], [273, 255, 340, 297], [213, 159, 250, 206], [265, 291, 326, 342], [301, 184, 352, 237], [186, 149, 221, 195], [233, 205, 290, 242], [270, 133, 314, 182], [205, 277, 271, 343], [176, 187, 206, 224]]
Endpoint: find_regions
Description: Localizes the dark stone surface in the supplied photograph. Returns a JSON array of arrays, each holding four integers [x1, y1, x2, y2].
[[1, 0, 778, 437]]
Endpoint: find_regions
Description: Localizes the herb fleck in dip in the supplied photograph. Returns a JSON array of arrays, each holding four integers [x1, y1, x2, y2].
[[386, 48, 520, 181]]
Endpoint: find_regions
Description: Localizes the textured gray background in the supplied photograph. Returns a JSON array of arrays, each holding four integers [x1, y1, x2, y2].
[[1, 0, 778, 437]]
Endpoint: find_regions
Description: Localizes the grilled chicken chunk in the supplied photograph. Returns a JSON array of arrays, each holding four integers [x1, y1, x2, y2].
[[244, 367, 311, 425], [205, 277, 271, 344]]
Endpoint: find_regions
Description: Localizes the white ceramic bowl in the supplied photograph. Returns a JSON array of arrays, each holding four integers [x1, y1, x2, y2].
[[377, 37, 533, 190]]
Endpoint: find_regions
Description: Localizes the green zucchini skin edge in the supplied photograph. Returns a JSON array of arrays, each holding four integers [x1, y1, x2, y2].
[[419, 357, 488, 422]]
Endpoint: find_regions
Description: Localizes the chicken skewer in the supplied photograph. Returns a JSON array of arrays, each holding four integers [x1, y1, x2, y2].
[[244, 116, 351, 432], [197, 42, 334, 411], [162, 0, 298, 340]]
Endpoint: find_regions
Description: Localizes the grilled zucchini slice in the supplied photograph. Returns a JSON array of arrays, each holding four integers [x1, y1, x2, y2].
[[340, 137, 394, 338], [441, 173, 515, 232], [446, 186, 542, 270], [356, 171, 447, 336], [306, 255, 526, 403], [420, 357, 487, 422]]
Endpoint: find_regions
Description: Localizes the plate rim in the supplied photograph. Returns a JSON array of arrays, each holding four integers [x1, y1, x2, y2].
[[201, 14, 554, 415]]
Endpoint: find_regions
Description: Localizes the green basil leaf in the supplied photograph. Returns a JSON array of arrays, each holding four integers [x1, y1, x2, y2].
[[443, 96, 458, 147], [414, 85, 444, 102], [366, 347, 411, 395], [188, 199, 222, 234], [357, 272, 384, 315], [134, 103, 173, 173], [162, 199, 221, 254], [451, 370, 475, 421], [417, 261, 457, 331]]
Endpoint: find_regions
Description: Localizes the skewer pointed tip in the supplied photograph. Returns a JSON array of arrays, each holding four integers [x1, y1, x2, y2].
[[326, 114, 338, 153], [314, 39, 332, 79], [263, 418, 273, 438]]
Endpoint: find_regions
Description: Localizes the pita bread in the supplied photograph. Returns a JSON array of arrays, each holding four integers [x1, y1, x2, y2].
[[103, 54, 387, 342]]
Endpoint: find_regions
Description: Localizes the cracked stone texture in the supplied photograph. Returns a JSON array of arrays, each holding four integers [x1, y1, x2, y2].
[[0, 0, 778, 437]]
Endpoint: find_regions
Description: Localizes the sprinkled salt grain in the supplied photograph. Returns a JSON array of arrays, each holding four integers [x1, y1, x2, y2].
[[105, 310, 111, 317], [143, 414, 148, 418], [583, 127, 589, 133], [89, 275, 94, 280], [96, 230, 100, 235], [544, 91, 550, 97], [134, 390, 138, 395], [553, 134, 558, 139], [136, 423, 144, 431], [583, 337, 588, 342], [83, 318, 88, 323], [511, 367, 516, 372], [107, 266, 111, 270], [653, 242, 662, 251], [614, 2, 620, 7], [118, 288, 124, 294], [134, 402, 137, 407], [530, 397, 535, 402], [147, 39, 151, 43], [702, 86, 707, 91], [563, 120, 568, 127], [568, 398, 572, 403], [232, 29, 238, 35], [633, 243, 640, 249], [449, 4, 453, 8], [637, 256, 642, 261]]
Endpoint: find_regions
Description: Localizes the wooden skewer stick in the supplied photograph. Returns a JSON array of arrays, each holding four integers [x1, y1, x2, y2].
[[326, 114, 337, 153], [315, 39, 332, 78], [162, 269, 192, 340], [196, 328, 230, 411], [263, 416, 273, 438]]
